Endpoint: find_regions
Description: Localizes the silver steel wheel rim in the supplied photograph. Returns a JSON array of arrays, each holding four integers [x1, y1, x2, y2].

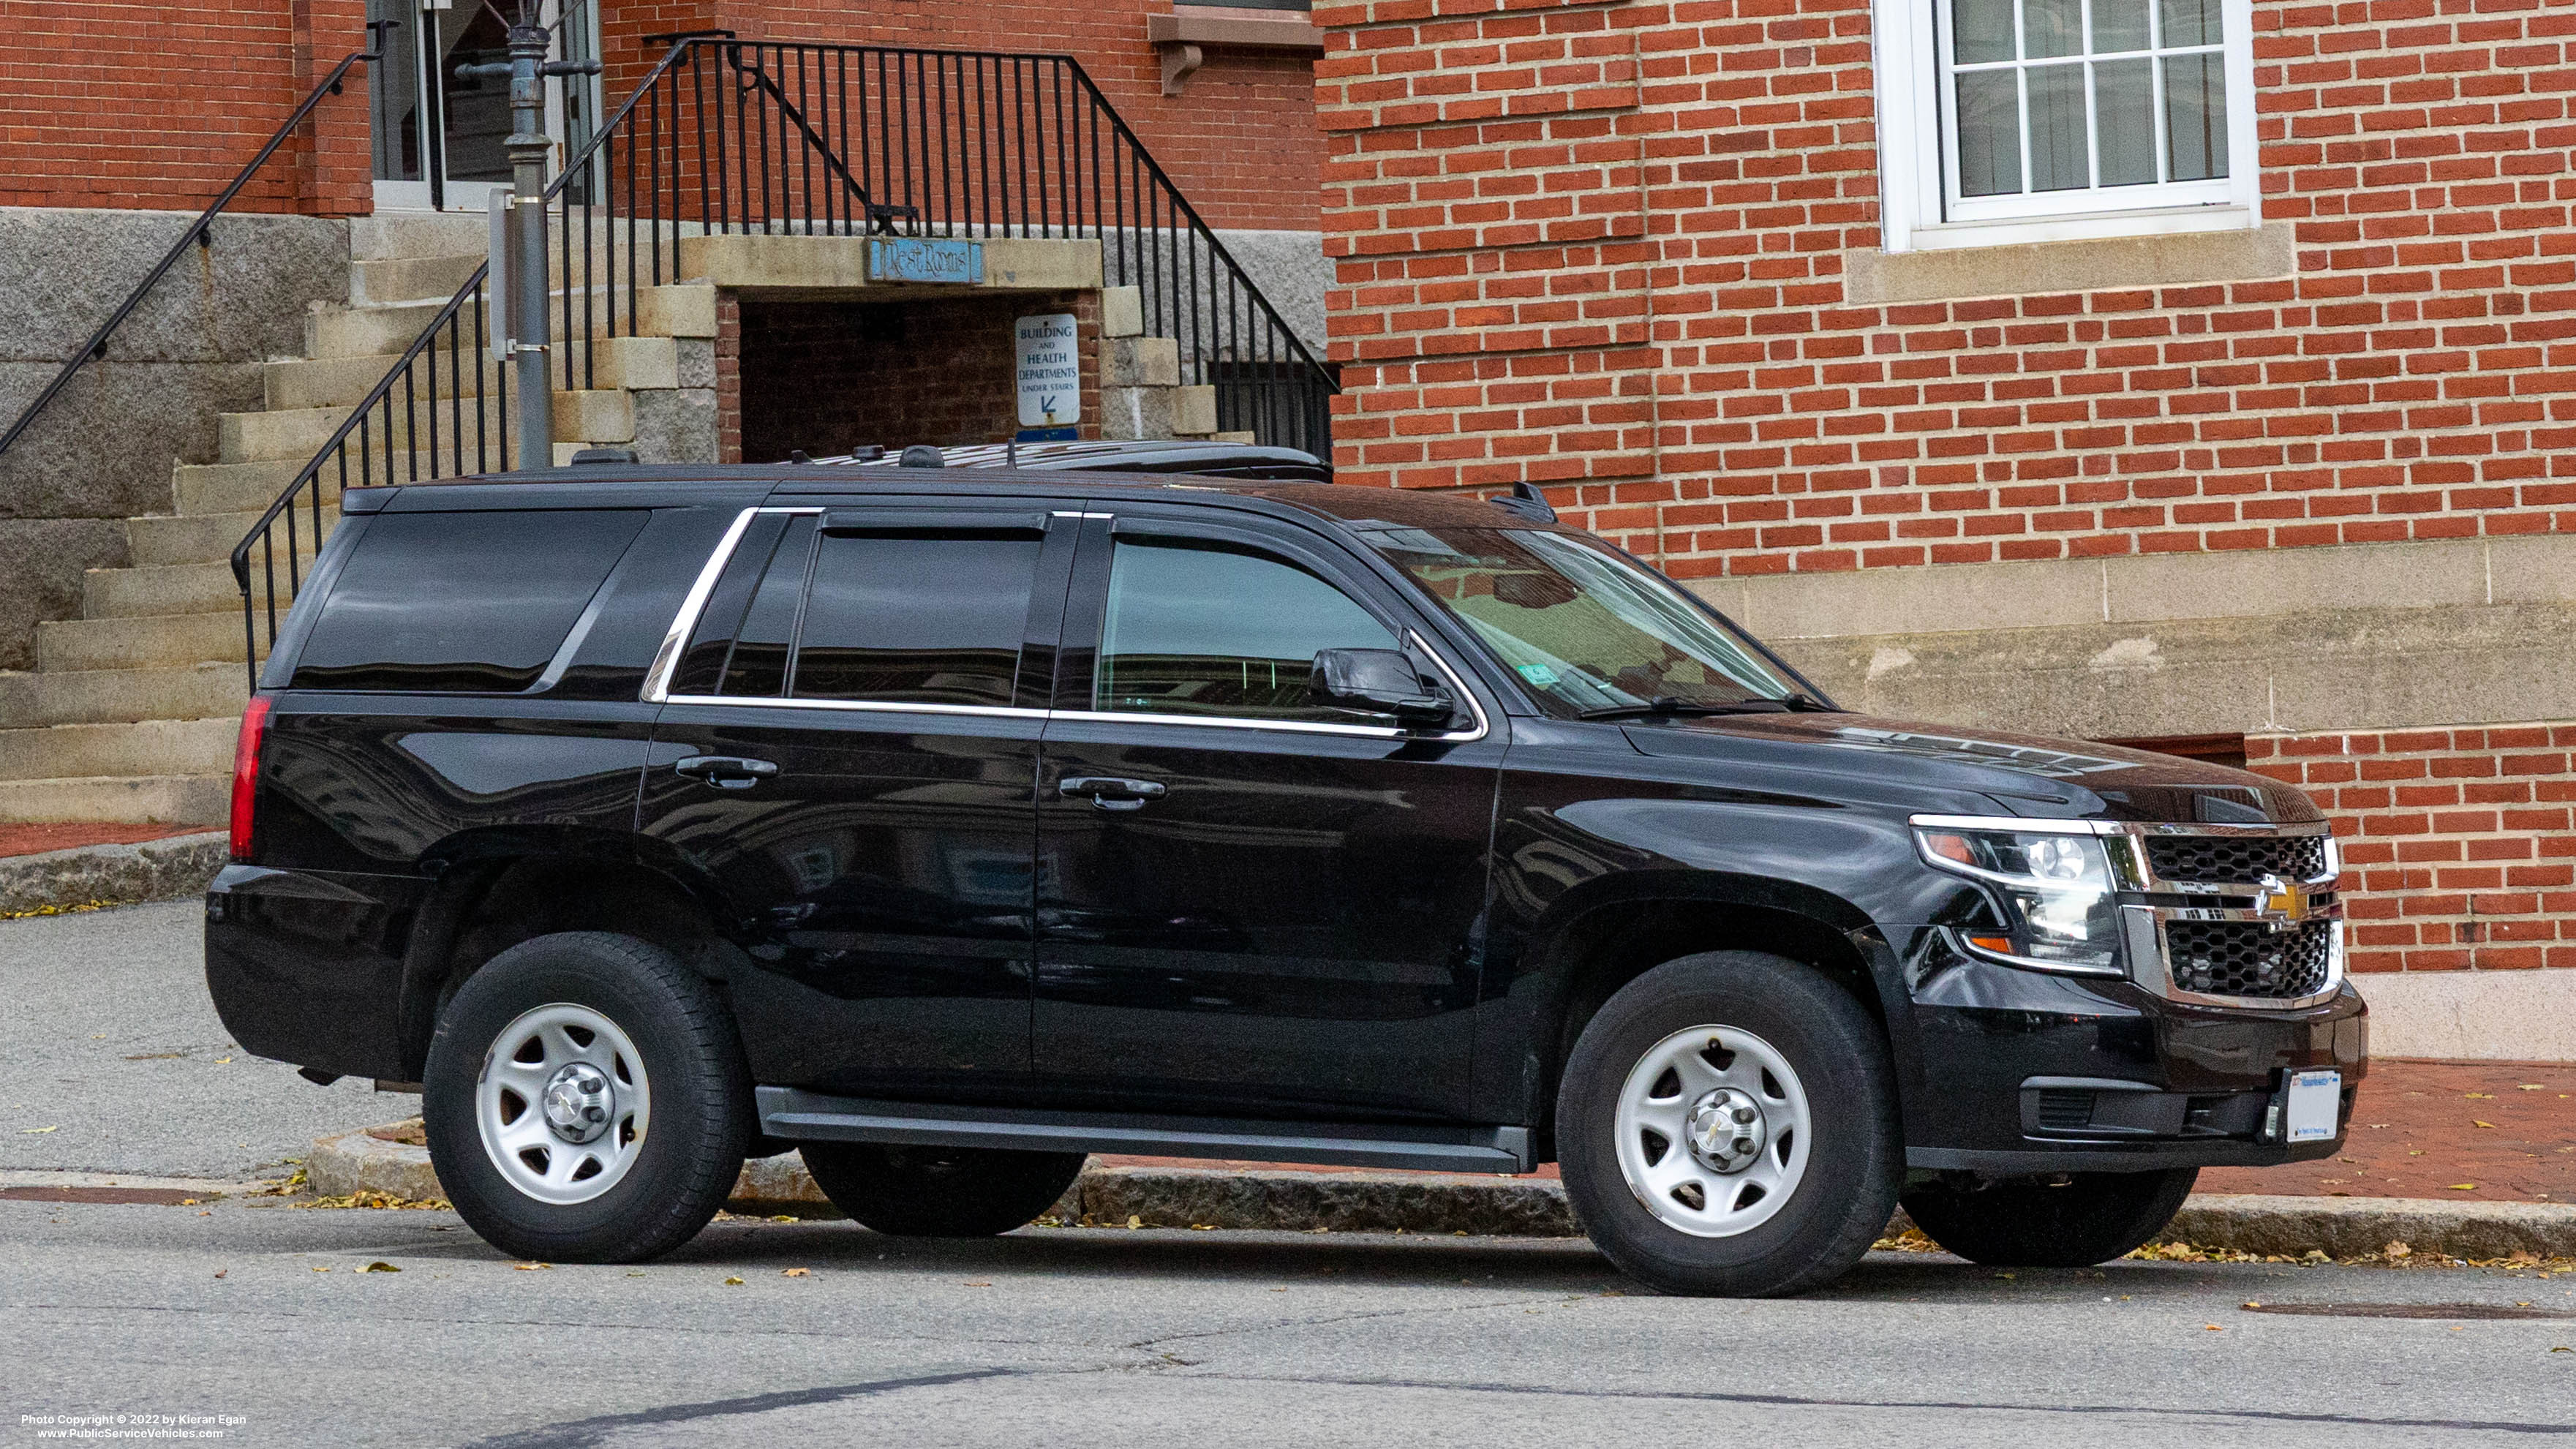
[[475, 1002, 650, 1206], [1613, 1023, 1812, 1238]]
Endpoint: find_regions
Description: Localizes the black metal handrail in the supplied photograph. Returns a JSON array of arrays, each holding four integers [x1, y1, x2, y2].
[[234, 37, 1337, 687], [0, 34, 387, 465]]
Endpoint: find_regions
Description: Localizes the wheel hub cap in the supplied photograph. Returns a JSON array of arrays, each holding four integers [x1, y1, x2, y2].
[[541, 1063, 616, 1145], [1684, 1088, 1767, 1175]]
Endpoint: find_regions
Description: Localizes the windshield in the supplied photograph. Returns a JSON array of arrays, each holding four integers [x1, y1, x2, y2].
[[1355, 524, 1804, 717]]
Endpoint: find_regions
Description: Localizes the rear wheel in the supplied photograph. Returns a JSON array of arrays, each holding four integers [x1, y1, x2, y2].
[[423, 932, 752, 1263], [1901, 1167, 2199, 1267], [1555, 952, 1902, 1297], [799, 1142, 1087, 1237]]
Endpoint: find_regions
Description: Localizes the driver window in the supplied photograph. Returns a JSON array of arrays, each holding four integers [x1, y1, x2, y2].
[[1096, 536, 1396, 723]]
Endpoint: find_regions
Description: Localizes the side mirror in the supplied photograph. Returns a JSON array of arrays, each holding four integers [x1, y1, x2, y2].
[[1308, 648, 1455, 730]]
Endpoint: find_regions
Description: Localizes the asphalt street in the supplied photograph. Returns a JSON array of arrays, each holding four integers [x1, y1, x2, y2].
[[3, 903, 2572, 1448], [3, 1199, 2572, 1448], [0, 900, 383, 1180]]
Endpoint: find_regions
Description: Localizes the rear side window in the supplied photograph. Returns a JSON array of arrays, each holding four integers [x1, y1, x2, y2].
[[291, 511, 648, 693], [671, 513, 1043, 709], [793, 531, 1040, 707]]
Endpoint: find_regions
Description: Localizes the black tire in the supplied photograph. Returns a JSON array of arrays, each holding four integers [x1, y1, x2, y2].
[[423, 931, 752, 1263], [1555, 952, 1902, 1298], [799, 1142, 1087, 1237], [1901, 1167, 2199, 1268]]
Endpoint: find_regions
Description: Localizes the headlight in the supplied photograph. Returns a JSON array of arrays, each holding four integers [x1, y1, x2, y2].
[[1912, 822, 2123, 975]]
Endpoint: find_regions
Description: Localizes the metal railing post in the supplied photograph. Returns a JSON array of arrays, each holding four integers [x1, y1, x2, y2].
[[462, 12, 600, 471]]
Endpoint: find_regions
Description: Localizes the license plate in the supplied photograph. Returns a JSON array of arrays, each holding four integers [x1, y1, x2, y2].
[[2284, 1069, 2342, 1143]]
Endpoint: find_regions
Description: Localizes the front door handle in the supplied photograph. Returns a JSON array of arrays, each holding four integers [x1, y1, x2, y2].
[[674, 754, 780, 790], [1058, 775, 1167, 811]]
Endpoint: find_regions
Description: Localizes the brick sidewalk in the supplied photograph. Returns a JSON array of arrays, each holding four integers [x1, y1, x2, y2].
[[1100, 1059, 2576, 1204], [0, 824, 215, 859]]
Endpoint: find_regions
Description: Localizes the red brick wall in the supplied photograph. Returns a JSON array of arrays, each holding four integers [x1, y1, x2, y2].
[[718, 289, 1101, 462], [2251, 725, 2576, 977], [0, 0, 370, 214], [10, 0, 1313, 230], [1315, 0, 2576, 580]]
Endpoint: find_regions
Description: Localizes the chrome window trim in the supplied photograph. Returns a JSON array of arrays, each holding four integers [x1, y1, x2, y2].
[[660, 694, 1049, 721], [644, 512, 1493, 744], [641, 506, 821, 704]]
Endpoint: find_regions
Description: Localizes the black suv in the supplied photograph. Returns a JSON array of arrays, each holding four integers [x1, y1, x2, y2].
[[206, 462, 2363, 1295]]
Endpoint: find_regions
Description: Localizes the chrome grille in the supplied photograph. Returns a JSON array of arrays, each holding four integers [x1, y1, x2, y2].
[[2163, 919, 2335, 999], [2144, 834, 2330, 886]]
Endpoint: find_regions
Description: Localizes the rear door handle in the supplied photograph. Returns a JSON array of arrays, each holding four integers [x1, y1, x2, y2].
[[674, 755, 780, 790], [1058, 775, 1167, 811]]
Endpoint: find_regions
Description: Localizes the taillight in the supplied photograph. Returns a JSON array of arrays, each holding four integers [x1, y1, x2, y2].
[[228, 695, 273, 862]]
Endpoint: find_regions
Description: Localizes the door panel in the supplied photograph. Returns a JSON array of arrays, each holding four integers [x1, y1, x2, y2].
[[640, 503, 1071, 1100], [1033, 510, 1505, 1119]]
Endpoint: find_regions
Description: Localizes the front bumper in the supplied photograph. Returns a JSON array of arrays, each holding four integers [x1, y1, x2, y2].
[[1896, 928, 2367, 1175]]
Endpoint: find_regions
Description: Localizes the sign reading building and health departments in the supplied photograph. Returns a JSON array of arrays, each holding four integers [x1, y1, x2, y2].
[[1015, 312, 1080, 430]]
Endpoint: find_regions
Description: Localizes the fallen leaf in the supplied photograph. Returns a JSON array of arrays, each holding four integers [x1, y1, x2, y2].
[[179, 1198, 197, 1206], [511, 1262, 551, 1271], [2204, 1324, 2223, 1331], [723, 1276, 745, 1286], [963, 1281, 992, 1287], [2386, 1241, 2413, 1259], [2521, 1085, 2545, 1091], [20, 1126, 59, 1134], [781, 1268, 810, 1278], [2449, 1183, 2479, 1192], [213, 1271, 226, 1279], [2554, 1347, 2572, 1353], [2467, 1093, 2496, 1099], [214, 1058, 232, 1066], [359, 1261, 399, 1273], [2243, 1301, 2263, 1309], [769, 1214, 797, 1224], [2474, 1121, 2497, 1129], [1126, 1215, 1142, 1230], [312, 1266, 331, 1273]]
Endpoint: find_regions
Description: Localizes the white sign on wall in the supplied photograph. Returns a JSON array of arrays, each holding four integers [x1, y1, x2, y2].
[[1014, 313, 1081, 429]]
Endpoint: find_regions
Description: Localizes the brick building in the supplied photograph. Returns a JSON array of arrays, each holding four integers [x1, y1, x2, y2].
[[0, 1, 1332, 824], [1315, 0, 2576, 1058]]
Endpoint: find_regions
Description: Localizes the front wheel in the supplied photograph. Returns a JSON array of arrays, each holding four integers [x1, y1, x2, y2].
[[800, 1142, 1087, 1237], [1901, 1167, 2199, 1267], [1555, 952, 1902, 1297]]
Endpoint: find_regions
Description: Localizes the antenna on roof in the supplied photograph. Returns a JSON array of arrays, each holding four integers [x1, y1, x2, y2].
[[1488, 480, 1558, 524]]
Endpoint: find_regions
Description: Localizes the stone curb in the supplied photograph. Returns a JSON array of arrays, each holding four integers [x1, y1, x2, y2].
[[0, 832, 227, 916], [310, 1121, 2576, 1260]]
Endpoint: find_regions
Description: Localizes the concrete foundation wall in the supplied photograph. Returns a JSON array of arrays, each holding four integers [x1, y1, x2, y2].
[[0, 206, 347, 670]]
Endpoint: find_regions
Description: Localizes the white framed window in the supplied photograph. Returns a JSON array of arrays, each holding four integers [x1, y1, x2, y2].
[[1873, 0, 2258, 252]]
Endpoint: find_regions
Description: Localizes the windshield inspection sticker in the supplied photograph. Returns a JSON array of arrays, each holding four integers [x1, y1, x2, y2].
[[1515, 663, 1560, 688]]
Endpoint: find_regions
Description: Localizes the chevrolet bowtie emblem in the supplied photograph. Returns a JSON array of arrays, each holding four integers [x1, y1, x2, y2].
[[2255, 874, 2307, 930]]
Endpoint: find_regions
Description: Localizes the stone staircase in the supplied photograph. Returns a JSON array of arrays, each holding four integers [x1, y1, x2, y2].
[[0, 214, 716, 824], [0, 216, 1254, 826]]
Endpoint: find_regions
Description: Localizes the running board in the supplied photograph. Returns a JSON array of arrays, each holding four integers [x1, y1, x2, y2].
[[754, 1088, 1537, 1175]]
